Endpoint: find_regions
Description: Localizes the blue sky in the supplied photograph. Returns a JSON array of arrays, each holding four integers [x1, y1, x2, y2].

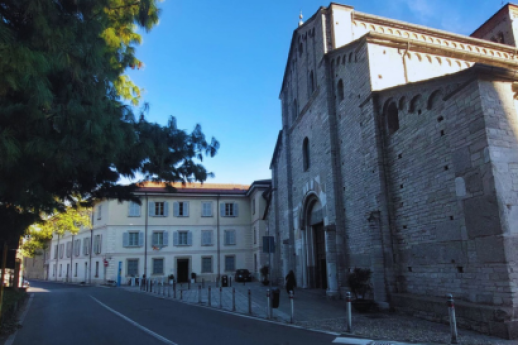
[[126, 0, 504, 185]]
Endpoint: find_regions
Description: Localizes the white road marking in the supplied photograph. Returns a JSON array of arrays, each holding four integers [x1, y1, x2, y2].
[[90, 295, 178, 345], [5, 293, 35, 345], [332, 337, 374, 344]]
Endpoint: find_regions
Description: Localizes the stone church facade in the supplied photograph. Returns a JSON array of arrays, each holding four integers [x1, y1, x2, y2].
[[269, 3, 518, 339]]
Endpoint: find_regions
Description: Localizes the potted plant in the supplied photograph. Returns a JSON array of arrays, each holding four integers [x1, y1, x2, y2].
[[348, 268, 374, 313], [168, 274, 175, 285], [260, 266, 269, 286], [191, 272, 196, 284]]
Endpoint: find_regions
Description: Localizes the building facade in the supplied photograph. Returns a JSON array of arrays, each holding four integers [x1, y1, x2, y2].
[[269, 3, 518, 339], [46, 180, 270, 285]]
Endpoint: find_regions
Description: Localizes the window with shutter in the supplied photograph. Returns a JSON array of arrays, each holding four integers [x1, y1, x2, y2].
[[202, 202, 212, 217], [129, 202, 141, 217], [154, 202, 165, 216], [128, 232, 139, 246], [201, 231, 212, 246], [224, 203, 234, 216], [201, 257, 212, 273], [75, 240, 80, 256], [94, 235, 102, 254], [152, 232, 164, 246], [178, 231, 188, 245], [224, 230, 236, 245], [254, 227, 257, 245], [97, 204, 102, 220], [54, 245, 58, 259], [252, 198, 256, 215], [66, 242, 72, 258], [59, 244, 64, 259]]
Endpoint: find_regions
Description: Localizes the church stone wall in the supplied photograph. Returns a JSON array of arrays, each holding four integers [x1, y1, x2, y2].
[[377, 73, 518, 338]]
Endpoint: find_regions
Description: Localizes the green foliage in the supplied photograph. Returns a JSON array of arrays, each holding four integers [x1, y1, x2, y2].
[[20, 204, 91, 257], [0, 1, 219, 241], [348, 268, 373, 300]]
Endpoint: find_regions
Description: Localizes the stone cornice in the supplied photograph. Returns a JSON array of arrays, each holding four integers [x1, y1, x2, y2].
[[354, 11, 518, 54]]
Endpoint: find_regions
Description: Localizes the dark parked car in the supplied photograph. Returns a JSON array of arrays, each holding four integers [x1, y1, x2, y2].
[[234, 269, 252, 282]]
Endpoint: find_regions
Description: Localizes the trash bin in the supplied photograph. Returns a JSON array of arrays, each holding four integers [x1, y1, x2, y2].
[[221, 275, 228, 287], [271, 287, 280, 308]]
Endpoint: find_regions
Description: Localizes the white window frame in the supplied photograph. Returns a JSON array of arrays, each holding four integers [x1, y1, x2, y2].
[[224, 255, 235, 272], [178, 231, 188, 246], [155, 202, 165, 216], [74, 239, 80, 256], [201, 257, 212, 273], [225, 203, 234, 216], [152, 258, 164, 275], [94, 235, 102, 254], [129, 232, 139, 246], [152, 232, 164, 246], [201, 230, 213, 246], [127, 259, 139, 277]]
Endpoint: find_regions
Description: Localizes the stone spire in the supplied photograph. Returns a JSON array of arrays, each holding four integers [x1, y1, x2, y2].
[[298, 11, 303, 27]]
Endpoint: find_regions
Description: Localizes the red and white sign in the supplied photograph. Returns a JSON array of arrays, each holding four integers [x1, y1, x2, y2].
[[103, 259, 109, 267]]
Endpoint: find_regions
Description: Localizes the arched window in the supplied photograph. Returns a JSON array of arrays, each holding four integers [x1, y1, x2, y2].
[[293, 99, 298, 121], [303, 137, 310, 171], [337, 79, 344, 102], [309, 71, 315, 96], [387, 102, 399, 135], [299, 42, 303, 56]]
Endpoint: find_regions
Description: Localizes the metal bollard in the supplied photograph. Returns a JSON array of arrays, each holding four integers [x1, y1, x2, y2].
[[229, 277, 232, 287], [168, 284, 171, 298], [232, 288, 236, 311], [266, 289, 271, 319], [447, 294, 459, 344], [139, 277, 142, 291], [289, 291, 294, 323], [208, 286, 212, 306], [219, 287, 222, 309], [248, 288, 252, 315], [346, 291, 352, 333], [198, 285, 202, 304], [173, 282, 177, 299]]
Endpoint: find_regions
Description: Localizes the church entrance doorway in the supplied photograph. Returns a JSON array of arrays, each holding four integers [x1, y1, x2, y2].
[[313, 223, 327, 289]]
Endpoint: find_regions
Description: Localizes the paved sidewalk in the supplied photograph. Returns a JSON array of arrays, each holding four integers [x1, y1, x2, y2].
[[123, 281, 516, 345]]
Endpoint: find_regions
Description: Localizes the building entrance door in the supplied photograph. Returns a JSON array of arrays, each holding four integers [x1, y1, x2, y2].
[[177, 259, 189, 283], [313, 223, 327, 289]]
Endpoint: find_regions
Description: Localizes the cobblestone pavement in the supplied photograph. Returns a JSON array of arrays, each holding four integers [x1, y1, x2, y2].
[[124, 280, 517, 345]]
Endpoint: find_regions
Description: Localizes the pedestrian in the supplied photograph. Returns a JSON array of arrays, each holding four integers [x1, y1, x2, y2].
[[285, 270, 296, 296]]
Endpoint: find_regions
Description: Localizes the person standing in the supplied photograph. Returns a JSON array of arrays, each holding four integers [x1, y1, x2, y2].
[[285, 270, 296, 295]]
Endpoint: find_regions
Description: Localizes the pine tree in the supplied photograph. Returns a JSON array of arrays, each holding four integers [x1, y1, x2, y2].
[[0, 1, 220, 241]]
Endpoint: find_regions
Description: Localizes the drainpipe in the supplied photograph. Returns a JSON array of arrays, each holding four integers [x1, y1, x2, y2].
[[217, 194, 220, 283], [402, 40, 410, 83], [70, 235, 74, 282], [89, 209, 93, 284], [144, 193, 148, 278]]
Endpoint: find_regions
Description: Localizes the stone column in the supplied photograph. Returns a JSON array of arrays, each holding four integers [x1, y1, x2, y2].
[[325, 225, 338, 297]]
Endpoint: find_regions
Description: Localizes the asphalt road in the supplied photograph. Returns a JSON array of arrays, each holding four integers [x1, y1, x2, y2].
[[13, 280, 337, 345]]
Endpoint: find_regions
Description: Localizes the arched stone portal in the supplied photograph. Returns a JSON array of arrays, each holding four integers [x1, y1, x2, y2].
[[299, 192, 338, 296]]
